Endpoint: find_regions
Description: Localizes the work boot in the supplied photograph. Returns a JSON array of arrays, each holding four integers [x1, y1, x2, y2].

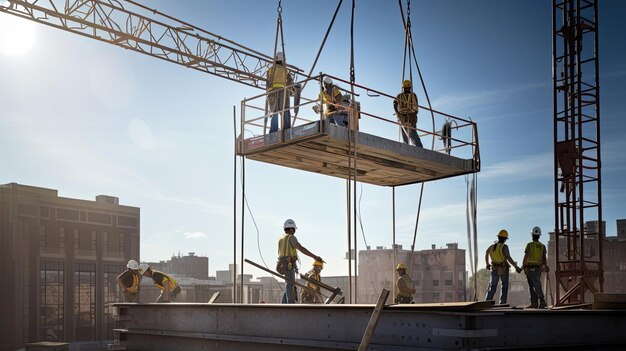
[[538, 300, 547, 309], [525, 302, 538, 309]]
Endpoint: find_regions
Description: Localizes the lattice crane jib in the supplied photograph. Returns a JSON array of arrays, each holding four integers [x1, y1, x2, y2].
[[0, 0, 302, 89], [552, 0, 603, 306]]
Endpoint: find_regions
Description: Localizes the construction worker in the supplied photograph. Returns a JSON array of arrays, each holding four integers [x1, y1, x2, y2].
[[522, 226, 549, 309], [277, 218, 324, 303], [484, 229, 522, 304], [117, 260, 142, 302], [139, 263, 181, 303], [394, 263, 415, 303], [301, 260, 324, 303], [313, 76, 347, 127], [267, 51, 294, 133], [393, 80, 423, 147]]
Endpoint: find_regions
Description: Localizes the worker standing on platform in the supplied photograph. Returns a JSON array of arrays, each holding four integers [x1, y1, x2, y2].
[[314, 76, 348, 127], [117, 260, 142, 302], [277, 219, 324, 304], [139, 264, 181, 303], [393, 80, 423, 147], [484, 230, 522, 304], [522, 226, 549, 309], [267, 51, 294, 133], [301, 260, 324, 303], [394, 263, 416, 303]]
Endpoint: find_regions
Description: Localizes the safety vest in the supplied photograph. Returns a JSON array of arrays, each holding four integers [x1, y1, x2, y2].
[[278, 234, 298, 259], [397, 92, 418, 114], [321, 87, 341, 113], [128, 272, 140, 293], [305, 270, 321, 291], [525, 241, 545, 265], [152, 270, 177, 291], [269, 64, 289, 89], [397, 274, 413, 297], [489, 243, 506, 264]]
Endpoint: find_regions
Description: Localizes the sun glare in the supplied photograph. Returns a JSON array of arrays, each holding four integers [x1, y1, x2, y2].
[[0, 13, 37, 57]]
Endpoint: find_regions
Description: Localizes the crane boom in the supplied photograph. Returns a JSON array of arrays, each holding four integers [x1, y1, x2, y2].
[[1, 0, 301, 89]]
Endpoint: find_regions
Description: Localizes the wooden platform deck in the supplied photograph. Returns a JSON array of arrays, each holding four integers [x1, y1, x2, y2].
[[236, 120, 479, 186]]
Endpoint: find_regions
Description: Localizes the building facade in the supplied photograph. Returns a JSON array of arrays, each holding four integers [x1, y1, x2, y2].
[[0, 183, 139, 350], [548, 219, 626, 298], [147, 252, 209, 280], [357, 244, 466, 304]]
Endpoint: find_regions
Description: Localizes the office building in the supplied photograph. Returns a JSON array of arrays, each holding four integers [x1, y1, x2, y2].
[[0, 183, 139, 350]]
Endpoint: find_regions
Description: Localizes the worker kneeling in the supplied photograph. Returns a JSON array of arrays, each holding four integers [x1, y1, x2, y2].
[[139, 263, 181, 303], [301, 260, 324, 304]]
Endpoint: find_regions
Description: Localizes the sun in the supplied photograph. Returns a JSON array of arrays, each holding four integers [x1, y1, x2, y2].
[[0, 12, 37, 57]]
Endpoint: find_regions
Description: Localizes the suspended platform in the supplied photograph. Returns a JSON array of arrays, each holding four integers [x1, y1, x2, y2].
[[111, 301, 626, 350], [237, 119, 477, 186]]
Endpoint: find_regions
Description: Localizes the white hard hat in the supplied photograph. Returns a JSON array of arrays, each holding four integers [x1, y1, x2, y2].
[[275, 52, 285, 61], [323, 76, 333, 85], [127, 260, 139, 270], [283, 218, 297, 229], [532, 226, 542, 236], [138, 263, 150, 274]]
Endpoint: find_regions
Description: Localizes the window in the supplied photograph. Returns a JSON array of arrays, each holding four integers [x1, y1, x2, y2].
[[445, 292, 453, 301], [59, 228, 65, 249], [432, 292, 440, 302], [74, 263, 96, 341], [40, 261, 64, 341], [433, 279, 439, 287], [444, 271, 453, 286], [40, 225, 46, 248], [104, 265, 123, 339]]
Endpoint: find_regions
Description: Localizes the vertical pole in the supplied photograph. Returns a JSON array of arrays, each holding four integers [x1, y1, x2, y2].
[[392, 186, 396, 301], [240, 155, 245, 304], [347, 179, 352, 303], [233, 105, 238, 303]]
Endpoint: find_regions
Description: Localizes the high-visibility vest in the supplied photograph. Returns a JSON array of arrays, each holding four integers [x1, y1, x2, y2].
[[152, 270, 177, 291], [525, 241, 545, 265], [397, 274, 414, 297], [306, 270, 321, 291], [269, 64, 289, 88], [278, 234, 298, 259], [489, 243, 506, 264], [321, 87, 341, 113], [128, 272, 140, 293], [397, 92, 418, 114]]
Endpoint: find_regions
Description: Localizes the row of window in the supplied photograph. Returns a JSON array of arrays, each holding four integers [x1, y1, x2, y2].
[[39, 226, 126, 254], [39, 261, 124, 342]]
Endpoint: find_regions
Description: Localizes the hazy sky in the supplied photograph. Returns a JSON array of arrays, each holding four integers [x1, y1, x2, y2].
[[1, 0, 625, 278]]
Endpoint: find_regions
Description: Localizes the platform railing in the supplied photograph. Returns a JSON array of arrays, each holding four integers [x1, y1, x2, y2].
[[240, 74, 480, 166]]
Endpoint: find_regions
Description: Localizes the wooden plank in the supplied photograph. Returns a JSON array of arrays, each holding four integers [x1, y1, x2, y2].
[[358, 289, 390, 351]]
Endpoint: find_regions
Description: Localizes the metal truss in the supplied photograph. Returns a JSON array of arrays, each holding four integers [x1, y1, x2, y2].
[[1, 0, 301, 89], [552, 0, 603, 306]]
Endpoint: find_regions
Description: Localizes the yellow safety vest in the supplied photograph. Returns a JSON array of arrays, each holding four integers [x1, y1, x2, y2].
[[489, 243, 506, 264], [320, 87, 341, 113], [397, 274, 413, 297], [397, 92, 418, 114], [268, 64, 289, 89], [128, 272, 139, 293], [153, 270, 177, 291], [525, 241, 545, 265], [278, 234, 298, 258], [306, 270, 321, 291]]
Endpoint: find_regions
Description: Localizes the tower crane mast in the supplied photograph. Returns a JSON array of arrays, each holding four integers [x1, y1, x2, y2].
[[1, 0, 301, 89]]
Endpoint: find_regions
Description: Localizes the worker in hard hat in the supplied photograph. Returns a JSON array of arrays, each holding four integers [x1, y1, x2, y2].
[[139, 263, 181, 303], [484, 229, 522, 304], [301, 260, 324, 303], [277, 218, 324, 303], [393, 80, 423, 147], [394, 263, 416, 304], [522, 226, 549, 309], [117, 260, 142, 302], [267, 51, 294, 133], [313, 76, 348, 127]]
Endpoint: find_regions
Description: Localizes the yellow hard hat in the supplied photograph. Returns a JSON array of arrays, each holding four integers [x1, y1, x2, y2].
[[402, 80, 412, 89], [498, 229, 509, 238], [396, 263, 407, 270], [313, 260, 324, 268]]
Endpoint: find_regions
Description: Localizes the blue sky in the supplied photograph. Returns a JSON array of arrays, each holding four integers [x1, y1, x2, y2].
[[1, 0, 625, 278]]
